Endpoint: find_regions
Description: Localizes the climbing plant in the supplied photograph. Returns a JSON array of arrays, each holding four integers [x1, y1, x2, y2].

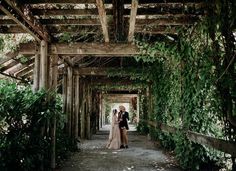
[[133, 8, 235, 169]]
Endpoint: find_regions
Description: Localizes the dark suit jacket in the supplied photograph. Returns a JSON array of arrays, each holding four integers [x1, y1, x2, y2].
[[119, 111, 129, 130]]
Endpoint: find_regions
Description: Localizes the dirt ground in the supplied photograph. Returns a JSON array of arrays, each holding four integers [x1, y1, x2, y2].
[[60, 125, 182, 171]]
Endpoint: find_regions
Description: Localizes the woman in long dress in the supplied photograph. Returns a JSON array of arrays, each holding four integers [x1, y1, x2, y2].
[[106, 109, 121, 150]]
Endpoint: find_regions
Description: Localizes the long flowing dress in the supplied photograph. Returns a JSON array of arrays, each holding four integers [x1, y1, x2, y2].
[[106, 114, 121, 150]]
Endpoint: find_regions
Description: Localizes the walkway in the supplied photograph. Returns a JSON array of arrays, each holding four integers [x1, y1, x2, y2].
[[60, 125, 182, 171]]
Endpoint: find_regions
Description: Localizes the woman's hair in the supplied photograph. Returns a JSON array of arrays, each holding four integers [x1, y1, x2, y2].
[[112, 109, 117, 115]]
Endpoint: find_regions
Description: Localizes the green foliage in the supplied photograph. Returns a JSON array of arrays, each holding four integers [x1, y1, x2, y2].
[[0, 80, 70, 171], [133, 19, 228, 170]]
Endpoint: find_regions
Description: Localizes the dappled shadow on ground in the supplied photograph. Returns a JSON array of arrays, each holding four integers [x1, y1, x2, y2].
[[60, 129, 182, 171]]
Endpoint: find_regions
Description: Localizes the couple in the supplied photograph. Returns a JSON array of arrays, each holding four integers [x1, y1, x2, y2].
[[106, 106, 129, 150]]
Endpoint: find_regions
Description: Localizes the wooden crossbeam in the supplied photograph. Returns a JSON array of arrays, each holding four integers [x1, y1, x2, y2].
[[128, 0, 138, 42], [96, 0, 109, 42], [24, 0, 206, 4], [75, 67, 142, 76], [0, 25, 101, 34], [0, 17, 198, 26], [16, 42, 139, 56], [0, 0, 50, 41], [0, 25, 178, 35]]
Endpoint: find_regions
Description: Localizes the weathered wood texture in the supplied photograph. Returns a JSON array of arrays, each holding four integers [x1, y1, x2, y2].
[[128, 0, 138, 42], [33, 54, 40, 92], [49, 54, 58, 169], [23, 0, 206, 4], [113, 0, 125, 41], [0, 0, 49, 41], [75, 67, 143, 76], [66, 67, 73, 137], [39, 40, 48, 89], [74, 75, 80, 140], [96, 0, 109, 42], [144, 120, 236, 157], [16, 42, 139, 56]]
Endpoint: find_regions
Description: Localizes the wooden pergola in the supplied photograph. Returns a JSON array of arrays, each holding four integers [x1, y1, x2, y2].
[[0, 0, 207, 168]]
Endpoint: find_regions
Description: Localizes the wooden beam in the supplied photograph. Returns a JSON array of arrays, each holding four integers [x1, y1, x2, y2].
[[74, 75, 80, 140], [40, 40, 48, 89], [14, 63, 34, 77], [33, 54, 40, 92], [128, 0, 138, 42], [96, 0, 109, 42], [30, 6, 205, 16], [0, 17, 198, 27], [1, 25, 178, 35], [0, 60, 18, 72], [145, 120, 236, 157], [24, 0, 206, 5], [75, 67, 143, 76], [0, 0, 49, 41], [50, 43, 139, 56], [16, 42, 139, 56], [67, 67, 73, 137], [5, 57, 34, 74], [0, 51, 19, 65], [113, 0, 125, 41]]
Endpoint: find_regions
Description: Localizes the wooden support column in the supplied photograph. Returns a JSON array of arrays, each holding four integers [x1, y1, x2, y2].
[[80, 81, 86, 139], [49, 54, 58, 169], [74, 75, 80, 140], [96, 0, 109, 42], [99, 93, 102, 129], [128, 0, 138, 42], [40, 40, 48, 89], [67, 67, 73, 137], [86, 85, 91, 139], [63, 70, 68, 115], [33, 53, 40, 92]]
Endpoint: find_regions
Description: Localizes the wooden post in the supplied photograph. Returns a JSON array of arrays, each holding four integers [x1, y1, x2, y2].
[[80, 81, 85, 139], [67, 67, 73, 137], [137, 94, 140, 123], [49, 54, 58, 169], [40, 40, 48, 89], [86, 85, 91, 139], [74, 75, 80, 140], [98, 93, 102, 129], [63, 70, 68, 115], [33, 53, 40, 92], [39, 40, 48, 171]]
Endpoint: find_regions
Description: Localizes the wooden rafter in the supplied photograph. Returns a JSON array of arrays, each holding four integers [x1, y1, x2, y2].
[[96, 0, 109, 42], [0, 0, 50, 42], [6, 58, 34, 75], [128, 0, 138, 42], [0, 60, 18, 72], [113, 0, 125, 41], [15, 63, 34, 77], [0, 51, 19, 65]]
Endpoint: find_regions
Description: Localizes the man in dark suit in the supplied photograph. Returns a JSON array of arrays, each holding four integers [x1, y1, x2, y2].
[[118, 105, 129, 148]]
